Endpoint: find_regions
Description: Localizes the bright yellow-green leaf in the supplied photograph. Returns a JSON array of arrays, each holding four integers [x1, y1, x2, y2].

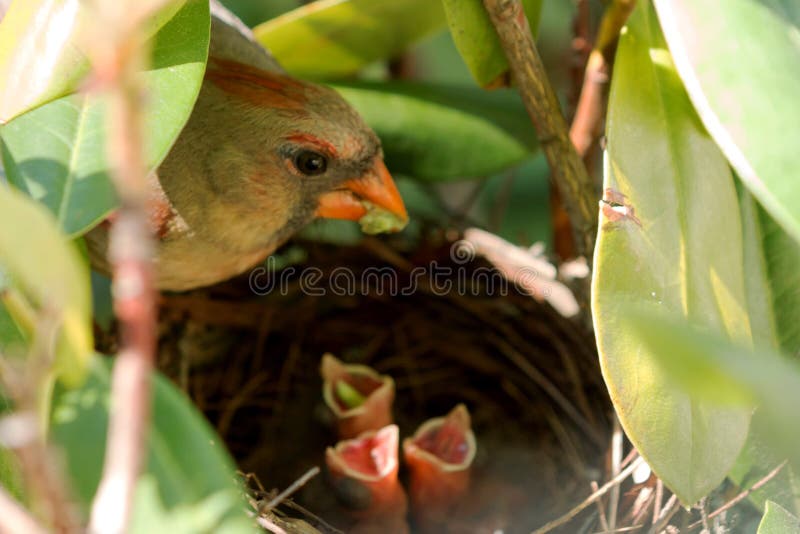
[[0, 0, 87, 123], [624, 311, 800, 470], [0, 0, 209, 236], [253, 0, 446, 79], [0, 0, 186, 123], [593, 1, 753, 505], [333, 81, 537, 181], [759, 501, 800, 534], [654, 0, 800, 243], [730, 188, 800, 514], [0, 186, 92, 386], [442, 0, 542, 87], [51, 355, 255, 531]]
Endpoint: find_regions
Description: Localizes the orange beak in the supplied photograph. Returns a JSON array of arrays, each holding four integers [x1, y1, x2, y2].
[[316, 158, 408, 226]]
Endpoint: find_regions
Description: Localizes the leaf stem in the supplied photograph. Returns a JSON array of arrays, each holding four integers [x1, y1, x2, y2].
[[482, 0, 598, 262], [85, 3, 167, 532]]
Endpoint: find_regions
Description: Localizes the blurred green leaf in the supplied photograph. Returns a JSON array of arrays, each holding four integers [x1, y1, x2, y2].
[[0, 0, 209, 237], [0, 447, 25, 504], [754, 204, 800, 355], [90, 270, 113, 332], [475, 155, 551, 246], [731, 420, 800, 514], [654, 0, 800, 243], [253, 0, 446, 79], [50, 355, 254, 532], [593, 1, 753, 505], [0, 0, 187, 123], [442, 0, 542, 87], [0, 299, 26, 351], [131, 476, 253, 534], [218, 0, 299, 27], [0, 393, 26, 503], [758, 501, 800, 534], [729, 188, 800, 513], [0, 186, 91, 386], [333, 81, 537, 181], [625, 310, 800, 470]]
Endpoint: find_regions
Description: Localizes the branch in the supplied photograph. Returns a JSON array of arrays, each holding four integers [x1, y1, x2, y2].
[[569, 0, 635, 158], [531, 456, 644, 533], [85, 3, 169, 532], [482, 0, 598, 261], [686, 460, 788, 531]]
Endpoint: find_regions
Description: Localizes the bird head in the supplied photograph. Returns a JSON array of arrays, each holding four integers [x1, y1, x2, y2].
[[156, 57, 408, 255]]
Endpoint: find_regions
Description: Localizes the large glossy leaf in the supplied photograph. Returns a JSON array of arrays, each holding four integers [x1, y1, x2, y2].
[[0, 186, 91, 386], [729, 189, 800, 513], [758, 501, 800, 534], [0, 0, 187, 123], [50, 355, 255, 532], [731, 421, 800, 514], [593, 1, 753, 505], [625, 311, 800, 470], [0, 0, 209, 237], [654, 0, 800, 243], [333, 81, 537, 181], [0, 391, 26, 503], [442, 0, 542, 88], [253, 0, 446, 79], [754, 204, 800, 355]]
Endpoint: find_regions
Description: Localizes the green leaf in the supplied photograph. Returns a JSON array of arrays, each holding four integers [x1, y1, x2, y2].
[[0, 446, 25, 504], [729, 188, 800, 513], [90, 270, 114, 332], [50, 355, 254, 532], [0, 0, 209, 237], [654, 0, 800, 243], [131, 476, 253, 534], [0, 186, 92, 386], [253, 0, 446, 79], [758, 501, 800, 534], [755, 204, 800, 355], [0, 395, 26, 503], [730, 420, 800, 514], [0, 0, 187, 123], [0, 299, 27, 351], [442, 0, 542, 87], [625, 310, 800, 470], [333, 81, 537, 181], [593, 1, 753, 505]]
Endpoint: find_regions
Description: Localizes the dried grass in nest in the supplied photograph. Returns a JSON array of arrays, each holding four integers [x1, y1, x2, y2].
[[157, 232, 613, 531]]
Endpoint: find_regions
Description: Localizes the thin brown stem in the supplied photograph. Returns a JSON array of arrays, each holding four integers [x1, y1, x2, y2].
[[86, 4, 164, 532], [259, 466, 320, 513], [531, 456, 644, 534], [608, 418, 624, 531], [569, 0, 635, 159], [483, 0, 598, 262], [686, 460, 788, 531], [590, 480, 610, 532], [648, 494, 679, 534]]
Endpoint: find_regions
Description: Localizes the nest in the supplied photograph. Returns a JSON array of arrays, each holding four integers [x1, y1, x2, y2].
[[156, 231, 612, 532]]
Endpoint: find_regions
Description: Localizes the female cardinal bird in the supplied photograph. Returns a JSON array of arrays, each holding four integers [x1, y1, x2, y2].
[[86, 2, 407, 291]]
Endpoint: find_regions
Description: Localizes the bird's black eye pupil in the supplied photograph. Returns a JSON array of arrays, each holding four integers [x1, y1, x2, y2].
[[295, 151, 327, 176]]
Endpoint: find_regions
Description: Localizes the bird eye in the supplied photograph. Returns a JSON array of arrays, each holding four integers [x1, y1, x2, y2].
[[293, 150, 328, 176]]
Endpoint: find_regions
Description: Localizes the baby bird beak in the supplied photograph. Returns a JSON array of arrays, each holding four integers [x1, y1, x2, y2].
[[316, 158, 408, 227]]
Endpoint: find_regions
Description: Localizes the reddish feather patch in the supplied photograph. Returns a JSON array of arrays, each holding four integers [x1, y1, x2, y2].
[[205, 56, 308, 110], [286, 132, 338, 157]]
